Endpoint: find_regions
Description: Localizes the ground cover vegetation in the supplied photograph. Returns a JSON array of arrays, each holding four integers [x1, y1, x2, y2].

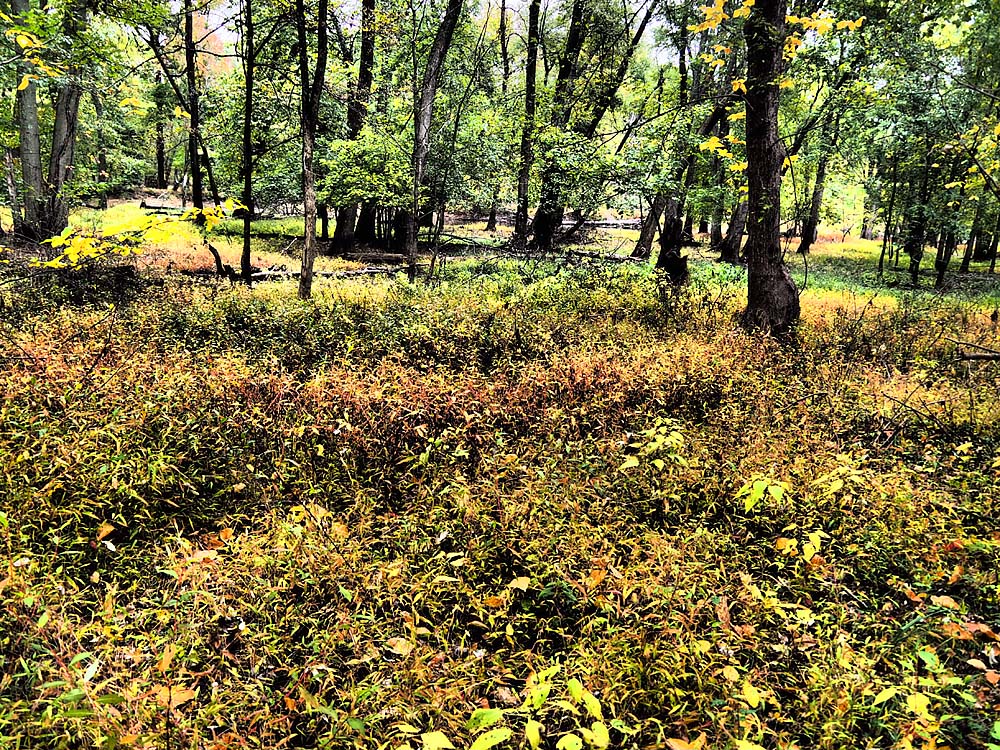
[[1, 0, 1000, 746]]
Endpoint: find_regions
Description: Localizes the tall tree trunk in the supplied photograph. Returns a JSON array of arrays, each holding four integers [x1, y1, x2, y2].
[[632, 193, 666, 258], [796, 117, 837, 255], [485, 0, 510, 233], [333, 0, 376, 251], [11, 0, 43, 238], [960, 201, 983, 273], [903, 155, 932, 287], [742, 0, 799, 334], [297, 0, 330, 299], [878, 156, 897, 276], [719, 201, 748, 263], [405, 0, 464, 277], [156, 74, 168, 189], [240, 0, 255, 281], [513, 0, 540, 250], [184, 0, 204, 215]]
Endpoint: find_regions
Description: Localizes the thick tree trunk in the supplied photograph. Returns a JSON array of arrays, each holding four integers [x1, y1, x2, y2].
[[12, 0, 43, 238], [45, 73, 83, 232], [742, 0, 799, 334], [296, 0, 330, 299], [332, 0, 376, 251], [404, 0, 464, 277]]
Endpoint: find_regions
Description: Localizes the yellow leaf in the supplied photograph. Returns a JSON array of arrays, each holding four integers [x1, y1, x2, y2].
[[742, 681, 761, 708], [666, 735, 706, 750], [732, 78, 747, 94], [420, 731, 455, 750], [17, 74, 32, 91], [930, 595, 959, 610], [872, 686, 898, 705], [152, 685, 196, 708], [386, 637, 415, 656], [96, 522, 115, 541], [508, 577, 530, 591], [906, 693, 932, 719], [734, 742, 766, 750], [526, 719, 543, 749], [157, 644, 176, 674], [723, 665, 740, 681], [779, 79, 795, 89]]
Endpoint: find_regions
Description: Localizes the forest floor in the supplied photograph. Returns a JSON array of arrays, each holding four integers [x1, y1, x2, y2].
[[1, 213, 999, 750]]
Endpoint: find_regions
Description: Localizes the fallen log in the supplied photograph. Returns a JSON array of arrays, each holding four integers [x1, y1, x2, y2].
[[250, 266, 407, 281], [566, 249, 645, 265]]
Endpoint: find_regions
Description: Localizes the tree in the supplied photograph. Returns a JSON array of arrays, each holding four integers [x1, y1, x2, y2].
[[513, 0, 540, 249], [402, 0, 464, 280], [296, 0, 329, 299], [742, 0, 799, 333]]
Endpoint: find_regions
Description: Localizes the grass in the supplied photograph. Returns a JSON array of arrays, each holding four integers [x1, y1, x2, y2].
[[1, 222, 999, 750]]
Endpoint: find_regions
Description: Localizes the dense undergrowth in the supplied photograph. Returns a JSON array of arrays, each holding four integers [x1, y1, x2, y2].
[[1, 257, 998, 750]]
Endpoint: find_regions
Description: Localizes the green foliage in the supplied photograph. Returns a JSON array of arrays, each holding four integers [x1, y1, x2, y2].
[[1, 256, 998, 749]]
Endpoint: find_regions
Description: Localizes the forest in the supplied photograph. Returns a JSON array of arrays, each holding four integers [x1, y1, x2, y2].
[[1, 0, 999, 747]]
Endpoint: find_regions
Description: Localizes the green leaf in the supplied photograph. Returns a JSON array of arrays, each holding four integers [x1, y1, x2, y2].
[[97, 694, 125, 705], [466, 708, 505, 731], [526, 719, 543, 749], [556, 734, 583, 750], [470, 727, 513, 750]]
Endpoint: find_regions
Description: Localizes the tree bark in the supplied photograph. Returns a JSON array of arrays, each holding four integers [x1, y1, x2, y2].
[[742, 0, 799, 334], [632, 193, 666, 258], [719, 201, 747, 263], [12, 0, 43, 238], [297, 0, 330, 299], [513, 0, 540, 250], [184, 0, 204, 216]]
